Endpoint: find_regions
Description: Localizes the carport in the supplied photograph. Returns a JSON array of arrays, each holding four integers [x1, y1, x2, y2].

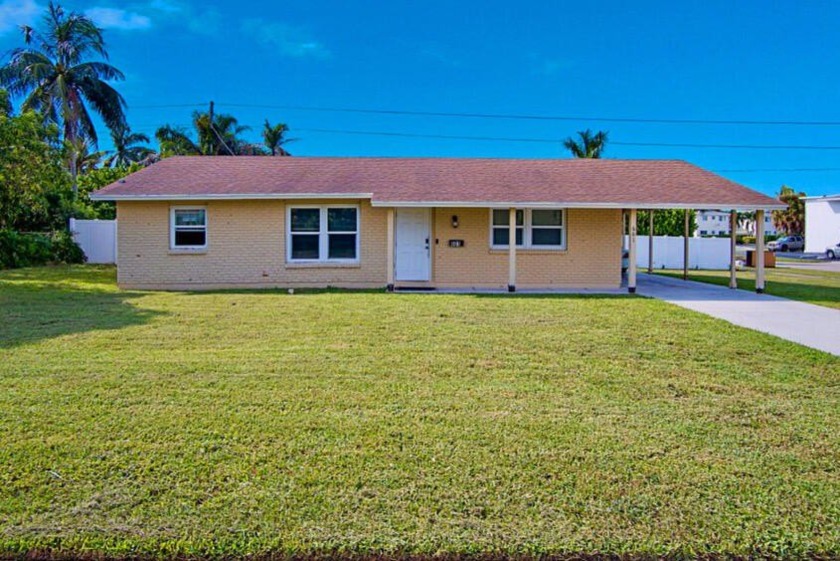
[[625, 204, 784, 295]]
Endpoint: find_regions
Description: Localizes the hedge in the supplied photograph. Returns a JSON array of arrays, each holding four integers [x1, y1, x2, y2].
[[0, 230, 86, 269]]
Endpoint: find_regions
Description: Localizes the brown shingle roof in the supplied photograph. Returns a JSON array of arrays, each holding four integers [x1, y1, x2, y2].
[[91, 156, 783, 209]]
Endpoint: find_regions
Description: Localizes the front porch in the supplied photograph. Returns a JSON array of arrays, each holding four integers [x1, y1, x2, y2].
[[383, 206, 624, 292]]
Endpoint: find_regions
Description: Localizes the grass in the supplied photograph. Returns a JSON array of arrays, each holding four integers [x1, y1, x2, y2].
[[1, 266, 838, 560], [656, 267, 840, 310]]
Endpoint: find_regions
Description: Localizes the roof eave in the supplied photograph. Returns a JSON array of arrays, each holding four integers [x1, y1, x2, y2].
[[89, 192, 375, 202], [90, 192, 786, 210]]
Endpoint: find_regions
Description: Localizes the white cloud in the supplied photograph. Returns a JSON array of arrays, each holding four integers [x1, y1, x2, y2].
[[144, 0, 218, 35], [241, 18, 330, 59], [0, 0, 41, 35], [85, 7, 151, 31]]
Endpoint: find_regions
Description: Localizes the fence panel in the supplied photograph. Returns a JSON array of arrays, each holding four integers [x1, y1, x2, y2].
[[69, 218, 117, 264], [626, 235, 730, 270]]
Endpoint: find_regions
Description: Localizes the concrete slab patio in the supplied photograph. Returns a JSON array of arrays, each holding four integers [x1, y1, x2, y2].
[[637, 273, 840, 356]]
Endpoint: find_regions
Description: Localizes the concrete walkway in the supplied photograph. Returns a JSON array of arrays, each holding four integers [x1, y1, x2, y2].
[[637, 273, 840, 356]]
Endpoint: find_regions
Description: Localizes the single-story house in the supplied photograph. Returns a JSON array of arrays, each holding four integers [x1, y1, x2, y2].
[[804, 193, 840, 254], [90, 157, 783, 292]]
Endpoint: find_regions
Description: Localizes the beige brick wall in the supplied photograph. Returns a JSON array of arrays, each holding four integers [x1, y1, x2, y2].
[[431, 208, 622, 289], [116, 201, 622, 290], [116, 200, 388, 289]]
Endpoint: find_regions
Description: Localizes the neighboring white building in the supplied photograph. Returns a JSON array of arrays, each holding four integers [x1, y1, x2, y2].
[[804, 194, 840, 253], [738, 213, 778, 237], [695, 210, 778, 237], [695, 210, 730, 237]]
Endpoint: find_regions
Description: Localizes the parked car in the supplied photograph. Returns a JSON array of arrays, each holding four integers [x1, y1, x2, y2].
[[767, 235, 804, 252], [827, 242, 840, 260]]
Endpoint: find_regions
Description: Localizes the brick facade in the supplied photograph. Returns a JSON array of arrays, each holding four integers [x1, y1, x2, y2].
[[116, 201, 622, 290]]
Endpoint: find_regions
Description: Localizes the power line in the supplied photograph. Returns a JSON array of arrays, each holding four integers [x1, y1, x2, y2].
[[218, 102, 840, 127], [296, 127, 840, 151], [127, 103, 206, 110]]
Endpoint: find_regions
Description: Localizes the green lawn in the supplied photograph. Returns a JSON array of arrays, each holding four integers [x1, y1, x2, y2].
[[656, 267, 840, 309], [1, 266, 838, 559]]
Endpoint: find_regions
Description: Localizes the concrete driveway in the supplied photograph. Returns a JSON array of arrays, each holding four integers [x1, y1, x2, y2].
[[776, 259, 840, 273], [637, 273, 840, 356]]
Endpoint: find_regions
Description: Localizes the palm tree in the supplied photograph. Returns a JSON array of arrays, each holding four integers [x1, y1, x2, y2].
[[0, 2, 127, 191], [262, 120, 294, 156], [155, 111, 250, 157], [563, 129, 609, 158], [105, 126, 153, 168], [66, 137, 107, 174]]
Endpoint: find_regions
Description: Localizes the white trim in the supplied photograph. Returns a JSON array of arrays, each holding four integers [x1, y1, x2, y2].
[[490, 208, 566, 250], [802, 194, 840, 201], [92, 193, 785, 211], [286, 204, 360, 264], [373, 201, 787, 210], [170, 206, 208, 250], [90, 193, 373, 202]]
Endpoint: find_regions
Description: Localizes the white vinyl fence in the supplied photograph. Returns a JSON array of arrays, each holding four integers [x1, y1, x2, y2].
[[624, 235, 730, 270], [69, 218, 117, 264]]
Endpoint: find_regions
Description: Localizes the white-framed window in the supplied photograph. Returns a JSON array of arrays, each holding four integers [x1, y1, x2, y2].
[[490, 208, 566, 249], [170, 207, 207, 249], [287, 205, 360, 263]]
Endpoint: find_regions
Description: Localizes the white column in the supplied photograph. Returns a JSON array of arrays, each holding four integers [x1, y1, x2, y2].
[[628, 209, 638, 293], [508, 208, 517, 292], [729, 210, 738, 289], [755, 209, 766, 293], [386, 208, 395, 291], [683, 209, 690, 280], [647, 210, 654, 274]]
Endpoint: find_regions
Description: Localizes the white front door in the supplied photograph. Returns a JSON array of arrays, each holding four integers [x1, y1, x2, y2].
[[395, 208, 431, 281]]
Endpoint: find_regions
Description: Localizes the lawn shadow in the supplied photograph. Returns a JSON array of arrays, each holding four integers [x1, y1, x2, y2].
[[0, 267, 164, 349]]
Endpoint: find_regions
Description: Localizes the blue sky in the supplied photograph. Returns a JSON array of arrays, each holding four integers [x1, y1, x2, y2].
[[2, 0, 840, 196]]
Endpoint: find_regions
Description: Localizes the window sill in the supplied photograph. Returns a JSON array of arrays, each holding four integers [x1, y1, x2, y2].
[[285, 261, 361, 269], [169, 248, 208, 255]]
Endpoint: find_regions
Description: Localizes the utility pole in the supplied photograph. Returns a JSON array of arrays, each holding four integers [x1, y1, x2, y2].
[[207, 100, 235, 156]]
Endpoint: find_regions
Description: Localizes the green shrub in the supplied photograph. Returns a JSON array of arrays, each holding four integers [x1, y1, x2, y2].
[[0, 230, 86, 269], [50, 230, 86, 264]]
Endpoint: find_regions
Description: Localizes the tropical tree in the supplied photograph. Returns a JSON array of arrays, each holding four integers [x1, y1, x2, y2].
[[262, 120, 293, 156], [563, 129, 609, 158], [105, 126, 153, 167], [76, 164, 141, 219], [156, 111, 251, 156], [65, 137, 107, 174], [0, 103, 72, 230], [771, 185, 806, 236], [637, 209, 697, 237], [0, 2, 127, 190]]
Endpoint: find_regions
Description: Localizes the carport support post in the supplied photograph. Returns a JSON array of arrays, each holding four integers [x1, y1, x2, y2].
[[628, 209, 638, 293], [386, 208, 395, 292], [755, 209, 766, 293], [508, 208, 517, 292], [729, 210, 738, 289], [683, 209, 690, 280], [647, 210, 654, 273]]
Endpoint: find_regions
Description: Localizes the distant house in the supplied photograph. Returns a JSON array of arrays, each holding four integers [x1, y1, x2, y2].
[[696, 209, 778, 237], [91, 157, 782, 292], [696, 210, 731, 237], [804, 194, 840, 253]]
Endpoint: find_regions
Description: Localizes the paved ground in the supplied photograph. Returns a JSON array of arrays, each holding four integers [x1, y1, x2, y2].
[[637, 273, 840, 356], [776, 259, 840, 272]]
